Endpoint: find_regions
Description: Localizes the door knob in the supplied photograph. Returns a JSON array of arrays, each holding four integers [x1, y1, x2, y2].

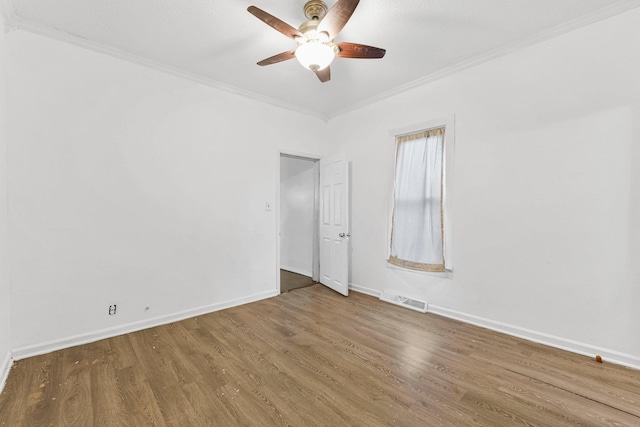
[[339, 233, 351, 238]]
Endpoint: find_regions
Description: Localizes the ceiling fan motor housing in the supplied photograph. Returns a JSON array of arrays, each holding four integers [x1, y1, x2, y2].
[[304, 0, 328, 20]]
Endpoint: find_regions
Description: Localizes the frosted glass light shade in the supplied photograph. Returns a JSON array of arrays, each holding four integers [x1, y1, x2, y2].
[[295, 41, 335, 71]]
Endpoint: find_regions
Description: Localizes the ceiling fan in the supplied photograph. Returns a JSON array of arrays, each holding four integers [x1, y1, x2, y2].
[[247, 0, 386, 83]]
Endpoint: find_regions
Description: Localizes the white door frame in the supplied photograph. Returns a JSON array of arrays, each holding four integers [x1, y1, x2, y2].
[[276, 150, 321, 294]]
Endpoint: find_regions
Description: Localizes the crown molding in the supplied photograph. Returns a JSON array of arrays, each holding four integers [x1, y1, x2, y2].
[[7, 1, 640, 123], [326, 0, 640, 121], [0, 0, 17, 32], [13, 17, 327, 121]]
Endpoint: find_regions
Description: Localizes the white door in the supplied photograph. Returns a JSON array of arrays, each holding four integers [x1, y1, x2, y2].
[[319, 155, 349, 296]]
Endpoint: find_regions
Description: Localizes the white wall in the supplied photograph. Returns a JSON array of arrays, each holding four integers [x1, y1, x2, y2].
[[280, 156, 316, 276], [3, 5, 640, 370], [0, 11, 13, 384], [327, 9, 640, 366], [5, 30, 326, 355]]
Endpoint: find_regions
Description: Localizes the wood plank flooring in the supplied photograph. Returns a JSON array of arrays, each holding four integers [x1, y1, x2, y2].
[[280, 269, 316, 293], [1, 285, 639, 426]]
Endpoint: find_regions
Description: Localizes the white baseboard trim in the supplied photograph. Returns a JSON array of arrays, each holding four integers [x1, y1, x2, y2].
[[12, 289, 279, 361], [280, 266, 312, 278], [349, 282, 382, 298], [428, 305, 640, 371], [0, 350, 12, 395], [348, 284, 640, 370]]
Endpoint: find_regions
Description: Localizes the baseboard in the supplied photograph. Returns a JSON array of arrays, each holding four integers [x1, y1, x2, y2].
[[0, 350, 12, 395], [281, 266, 312, 277], [349, 282, 382, 298], [347, 284, 640, 370], [12, 289, 279, 361], [428, 305, 640, 371]]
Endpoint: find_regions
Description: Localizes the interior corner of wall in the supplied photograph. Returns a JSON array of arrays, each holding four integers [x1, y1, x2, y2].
[[0, 0, 18, 33], [0, 348, 12, 394]]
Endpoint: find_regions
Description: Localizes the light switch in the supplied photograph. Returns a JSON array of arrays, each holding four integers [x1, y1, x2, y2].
[[265, 201, 272, 211]]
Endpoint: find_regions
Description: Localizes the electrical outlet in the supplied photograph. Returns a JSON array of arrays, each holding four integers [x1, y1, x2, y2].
[[108, 304, 117, 315]]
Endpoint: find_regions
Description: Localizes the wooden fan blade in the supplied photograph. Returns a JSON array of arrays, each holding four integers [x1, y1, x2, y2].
[[247, 6, 303, 39], [314, 66, 331, 83], [335, 42, 386, 59], [257, 50, 296, 66], [317, 0, 359, 39]]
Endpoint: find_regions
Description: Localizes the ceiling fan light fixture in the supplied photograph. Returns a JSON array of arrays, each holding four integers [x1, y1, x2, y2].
[[295, 41, 336, 71], [248, 0, 386, 82]]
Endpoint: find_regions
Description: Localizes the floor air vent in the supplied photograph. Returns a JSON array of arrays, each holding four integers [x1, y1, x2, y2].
[[379, 290, 428, 313]]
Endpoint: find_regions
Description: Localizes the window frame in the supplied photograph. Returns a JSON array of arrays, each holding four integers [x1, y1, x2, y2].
[[387, 115, 455, 278]]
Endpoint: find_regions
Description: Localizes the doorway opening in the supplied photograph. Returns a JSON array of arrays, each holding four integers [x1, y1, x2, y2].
[[279, 153, 320, 293]]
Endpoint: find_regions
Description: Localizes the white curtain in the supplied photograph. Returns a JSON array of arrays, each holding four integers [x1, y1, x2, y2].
[[389, 128, 445, 272]]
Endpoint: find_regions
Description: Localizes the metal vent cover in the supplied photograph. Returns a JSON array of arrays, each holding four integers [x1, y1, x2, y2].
[[380, 290, 428, 313]]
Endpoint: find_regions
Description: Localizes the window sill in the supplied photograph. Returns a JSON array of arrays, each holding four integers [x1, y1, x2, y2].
[[386, 261, 453, 279]]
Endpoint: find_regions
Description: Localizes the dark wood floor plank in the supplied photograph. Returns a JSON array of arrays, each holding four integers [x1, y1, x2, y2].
[[199, 311, 354, 426], [280, 269, 315, 293], [1, 284, 639, 426], [51, 344, 95, 426], [126, 327, 200, 423], [468, 343, 640, 417], [221, 308, 420, 426], [82, 338, 130, 426], [116, 364, 166, 426]]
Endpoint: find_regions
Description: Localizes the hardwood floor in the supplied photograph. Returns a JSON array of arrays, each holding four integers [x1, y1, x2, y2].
[[1, 285, 638, 426], [280, 269, 316, 293]]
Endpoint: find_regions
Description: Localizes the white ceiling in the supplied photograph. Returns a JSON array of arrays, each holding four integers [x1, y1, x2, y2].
[[7, 0, 640, 119]]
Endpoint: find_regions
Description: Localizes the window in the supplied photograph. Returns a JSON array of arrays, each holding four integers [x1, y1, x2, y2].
[[388, 121, 452, 273]]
